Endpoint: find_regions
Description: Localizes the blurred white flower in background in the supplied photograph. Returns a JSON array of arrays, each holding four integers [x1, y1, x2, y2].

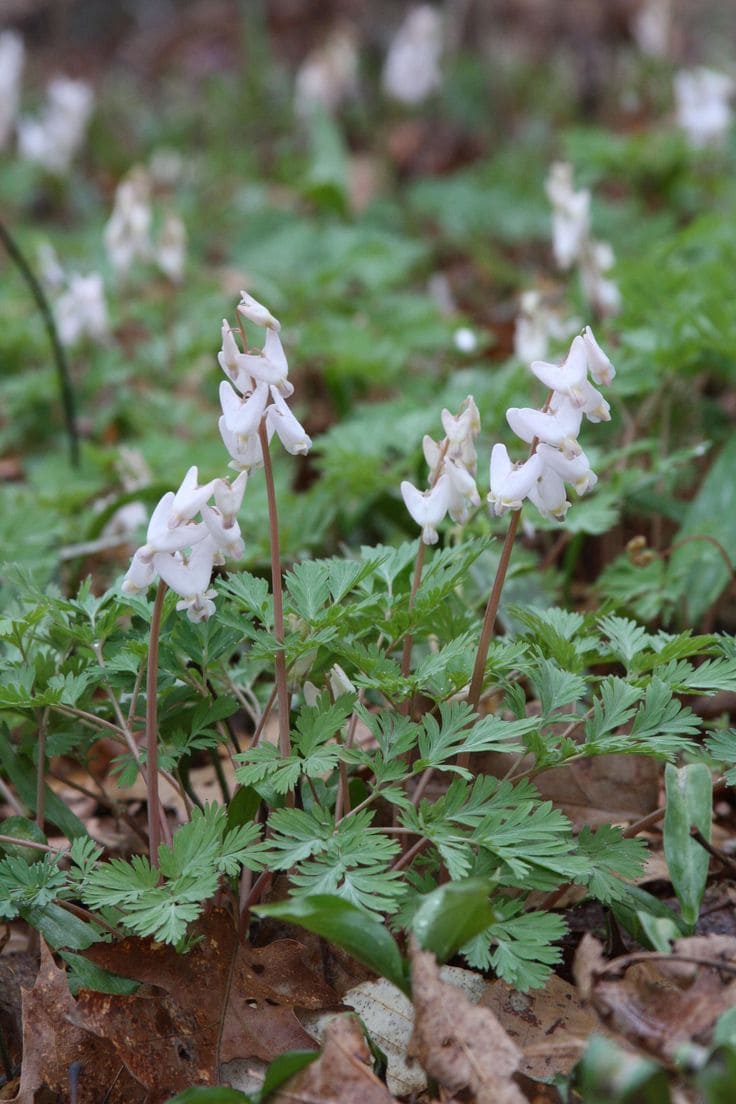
[[513, 290, 577, 364], [18, 76, 94, 174], [295, 27, 359, 116], [546, 162, 621, 317], [382, 5, 443, 105], [0, 31, 25, 149], [39, 243, 109, 347], [156, 212, 187, 283], [674, 67, 734, 148], [630, 0, 672, 59], [104, 166, 153, 276]]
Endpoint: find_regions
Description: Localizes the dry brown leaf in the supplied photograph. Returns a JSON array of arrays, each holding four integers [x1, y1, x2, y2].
[[11, 941, 144, 1104], [408, 940, 525, 1104], [534, 754, 660, 829], [270, 1014, 398, 1104], [77, 908, 338, 1090], [480, 974, 603, 1080], [576, 934, 736, 1058]]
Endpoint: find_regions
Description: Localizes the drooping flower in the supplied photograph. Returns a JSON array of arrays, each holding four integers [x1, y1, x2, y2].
[[154, 537, 219, 624], [265, 387, 312, 455], [104, 167, 153, 276], [401, 474, 451, 545], [237, 290, 280, 331], [506, 400, 583, 459], [488, 445, 544, 516], [382, 5, 443, 105], [54, 271, 109, 347], [674, 67, 734, 148], [545, 162, 591, 272], [156, 212, 187, 283], [18, 77, 94, 174]]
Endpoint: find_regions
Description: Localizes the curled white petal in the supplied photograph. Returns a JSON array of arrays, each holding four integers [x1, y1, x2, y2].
[[506, 402, 582, 458], [445, 459, 480, 524], [219, 414, 272, 471], [145, 491, 208, 553], [213, 471, 247, 523], [582, 325, 615, 386], [219, 379, 270, 437], [236, 328, 293, 395], [328, 664, 356, 698], [176, 589, 218, 623], [121, 548, 156, 594], [401, 474, 450, 544], [530, 335, 587, 401], [528, 467, 570, 521], [265, 387, 312, 455], [201, 503, 245, 559], [153, 538, 216, 599], [218, 319, 242, 381], [170, 466, 216, 525], [536, 443, 597, 495], [422, 434, 442, 477], [237, 290, 280, 331], [488, 445, 543, 516]]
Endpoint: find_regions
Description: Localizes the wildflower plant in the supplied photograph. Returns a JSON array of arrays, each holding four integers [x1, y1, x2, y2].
[[2, 282, 735, 1005]]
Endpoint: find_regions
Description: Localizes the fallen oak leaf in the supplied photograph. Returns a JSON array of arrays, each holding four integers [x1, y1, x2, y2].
[[408, 938, 526, 1104], [10, 941, 144, 1104], [76, 907, 338, 1090], [269, 1014, 398, 1104]]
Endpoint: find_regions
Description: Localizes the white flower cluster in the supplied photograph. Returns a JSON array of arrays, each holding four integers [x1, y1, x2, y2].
[[382, 5, 443, 106], [18, 76, 94, 175], [294, 28, 359, 117], [0, 31, 25, 149], [546, 162, 621, 318], [489, 328, 614, 521], [674, 67, 734, 149], [39, 243, 109, 347], [122, 293, 311, 620], [104, 165, 186, 282], [513, 289, 577, 365], [401, 397, 481, 544]]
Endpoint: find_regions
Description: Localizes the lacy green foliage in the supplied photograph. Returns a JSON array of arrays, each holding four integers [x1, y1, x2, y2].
[[2, 549, 733, 988]]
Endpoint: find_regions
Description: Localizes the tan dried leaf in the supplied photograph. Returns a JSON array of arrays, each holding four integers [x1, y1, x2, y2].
[[408, 940, 525, 1104], [270, 1014, 398, 1104]]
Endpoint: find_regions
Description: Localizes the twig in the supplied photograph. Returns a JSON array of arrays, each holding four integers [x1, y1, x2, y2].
[[597, 950, 736, 978], [0, 833, 61, 854], [467, 509, 521, 716], [0, 217, 79, 466], [691, 825, 736, 876], [390, 835, 430, 872], [35, 707, 50, 830]]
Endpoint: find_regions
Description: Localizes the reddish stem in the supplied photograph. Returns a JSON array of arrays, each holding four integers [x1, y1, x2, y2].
[[146, 580, 167, 867]]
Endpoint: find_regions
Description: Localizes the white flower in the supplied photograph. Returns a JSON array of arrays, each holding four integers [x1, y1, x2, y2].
[[630, 0, 671, 59], [445, 459, 480, 524], [54, 272, 108, 347], [294, 29, 358, 116], [579, 240, 621, 318], [265, 387, 312, 455], [582, 325, 615, 386], [201, 504, 245, 559], [674, 67, 734, 148], [536, 443, 597, 495], [237, 290, 280, 331], [213, 471, 247, 524], [156, 212, 186, 283], [143, 490, 208, 555], [545, 162, 591, 271], [513, 290, 576, 364], [218, 320, 243, 381], [401, 473, 450, 544], [121, 548, 157, 594], [531, 335, 588, 405], [219, 414, 273, 471], [506, 399, 582, 458], [236, 328, 293, 395], [18, 77, 94, 174], [0, 32, 24, 149], [528, 466, 570, 521], [328, 663, 356, 699], [104, 167, 152, 276], [382, 5, 443, 105], [219, 379, 270, 438], [154, 538, 215, 594], [441, 395, 480, 474], [170, 466, 217, 525], [488, 445, 543, 516]]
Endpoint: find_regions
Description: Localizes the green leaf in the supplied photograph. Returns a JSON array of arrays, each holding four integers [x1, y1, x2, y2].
[[22, 902, 102, 950], [663, 762, 712, 928], [0, 728, 87, 839], [258, 1051, 319, 1102], [574, 1035, 671, 1103], [61, 952, 139, 996], [255, 894, 409, 994], [164, 1089, 251, 1104], [576, 825, 648, 905], [411, 878, 496, 963]]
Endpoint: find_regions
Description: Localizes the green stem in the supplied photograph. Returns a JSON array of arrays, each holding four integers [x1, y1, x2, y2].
[[258, 421, 291, 767], [146, 580, 167, 866], [0, 218, 79, 466]]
